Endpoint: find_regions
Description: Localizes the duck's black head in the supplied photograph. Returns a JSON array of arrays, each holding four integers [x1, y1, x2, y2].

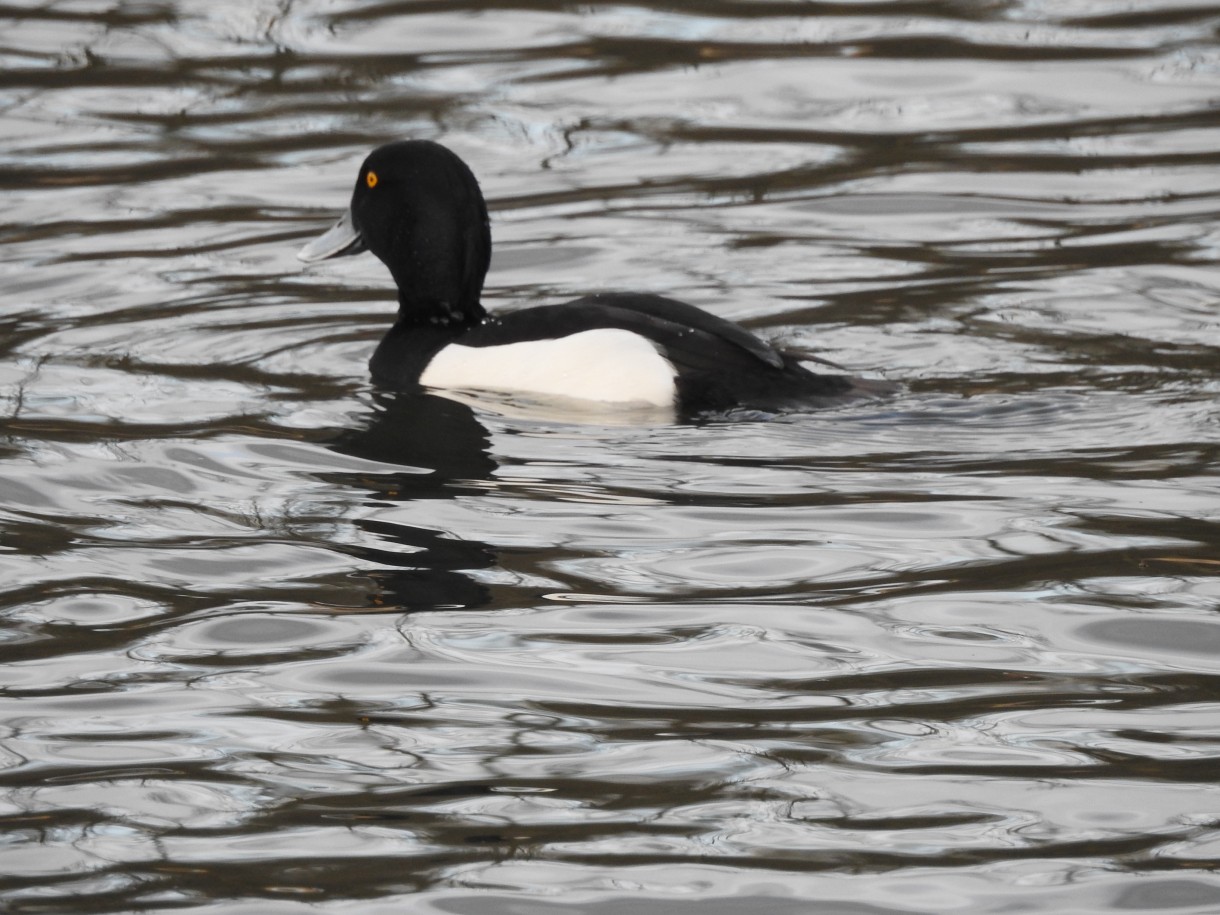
[[300, 140, 491, 326]]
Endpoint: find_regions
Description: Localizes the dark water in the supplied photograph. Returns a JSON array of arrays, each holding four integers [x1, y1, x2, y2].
[[2, 1, 1220, 912]]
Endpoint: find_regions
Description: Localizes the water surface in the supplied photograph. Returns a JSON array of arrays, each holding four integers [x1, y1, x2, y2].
[[1, 1, 1219, 912]]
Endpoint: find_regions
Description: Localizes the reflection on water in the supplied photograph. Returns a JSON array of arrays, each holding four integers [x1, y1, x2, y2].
[[1, 0, 1219, 912], [327, 392, 523, 614]]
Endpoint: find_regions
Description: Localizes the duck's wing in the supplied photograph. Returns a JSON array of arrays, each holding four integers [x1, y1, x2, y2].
[[471, 293, 787, 374], [574, 292, 784, 369]]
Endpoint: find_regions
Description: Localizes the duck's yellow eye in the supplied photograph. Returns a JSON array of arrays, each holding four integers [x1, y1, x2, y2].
[[366, 171, 378, 189]]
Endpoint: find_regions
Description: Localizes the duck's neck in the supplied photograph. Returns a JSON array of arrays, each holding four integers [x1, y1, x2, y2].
[[395, 291, 487, 329]]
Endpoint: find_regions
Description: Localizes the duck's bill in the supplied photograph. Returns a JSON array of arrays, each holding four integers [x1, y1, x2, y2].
[[298, 209, 367, 262]]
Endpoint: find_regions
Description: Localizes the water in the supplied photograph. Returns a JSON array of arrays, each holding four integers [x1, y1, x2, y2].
[[2, 1, 1219, 912]]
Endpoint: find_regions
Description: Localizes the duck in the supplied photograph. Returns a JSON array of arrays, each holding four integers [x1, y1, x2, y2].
[[299, 139, 890, 417]]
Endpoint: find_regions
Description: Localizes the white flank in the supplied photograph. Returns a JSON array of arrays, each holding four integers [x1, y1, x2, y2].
[[419, 328, 677, 407]]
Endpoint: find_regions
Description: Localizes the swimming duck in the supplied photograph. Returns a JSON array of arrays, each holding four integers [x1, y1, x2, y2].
[[299, 140, 887, 416]]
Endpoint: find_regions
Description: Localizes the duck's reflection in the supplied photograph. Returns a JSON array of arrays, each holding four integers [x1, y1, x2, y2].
[[329, 389, 498, 489], [324, 390, 518, 614]]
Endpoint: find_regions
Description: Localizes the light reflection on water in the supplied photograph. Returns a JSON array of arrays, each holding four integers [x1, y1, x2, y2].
[[1, 1, 1220, 912]]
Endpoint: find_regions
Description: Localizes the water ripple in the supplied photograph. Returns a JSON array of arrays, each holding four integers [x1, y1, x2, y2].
[[1, 0, 1219, 912]]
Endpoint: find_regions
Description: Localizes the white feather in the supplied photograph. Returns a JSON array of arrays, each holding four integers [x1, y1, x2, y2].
[[419, 328, 676, 406]]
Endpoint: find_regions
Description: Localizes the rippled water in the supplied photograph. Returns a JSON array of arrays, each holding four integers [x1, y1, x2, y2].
[[2, 1, 1220, 912]]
